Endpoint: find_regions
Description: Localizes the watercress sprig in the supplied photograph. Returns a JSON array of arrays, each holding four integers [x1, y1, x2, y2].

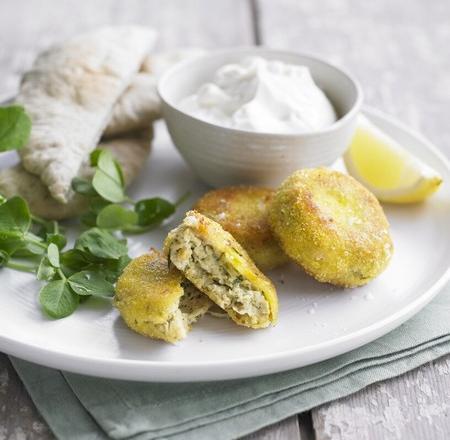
[[0, 195, 130, 318], [0, 105, 32, 152], [0, 117, 186, 319], [72, 148, 186, 233]]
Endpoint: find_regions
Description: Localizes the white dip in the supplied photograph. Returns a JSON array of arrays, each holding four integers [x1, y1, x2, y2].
[[179, 57, 337, 133]]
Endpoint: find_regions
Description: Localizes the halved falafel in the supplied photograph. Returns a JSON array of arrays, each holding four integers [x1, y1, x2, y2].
[[114, 248, 212, 343], [269, 168, 393, 287], [164, 211, 278, 329], [194, 186, 289, 270]]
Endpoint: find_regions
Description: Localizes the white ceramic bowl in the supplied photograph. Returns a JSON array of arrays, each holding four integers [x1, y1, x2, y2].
[[158, 47, 363, 187]]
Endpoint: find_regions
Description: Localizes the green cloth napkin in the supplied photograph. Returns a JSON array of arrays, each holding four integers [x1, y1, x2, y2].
[[11, 283, 450, 440]]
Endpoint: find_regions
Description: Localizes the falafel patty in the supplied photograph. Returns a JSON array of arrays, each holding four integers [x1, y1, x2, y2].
[[269, 168, 393, 287], [194, 186, 289, 270], [164, 211, 278, 329], [114, 248, 212, 343]]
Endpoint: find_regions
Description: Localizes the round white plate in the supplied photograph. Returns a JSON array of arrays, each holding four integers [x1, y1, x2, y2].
[[0, 107, 449, 382]]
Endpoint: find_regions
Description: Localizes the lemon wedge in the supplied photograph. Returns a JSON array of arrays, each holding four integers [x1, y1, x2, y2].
[[344, 115, 443, 203]]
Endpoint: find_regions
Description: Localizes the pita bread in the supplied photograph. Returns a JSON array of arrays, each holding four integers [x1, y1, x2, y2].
[[103, 49, 205, 137], [17, 26, 156, 203], [0, 129, 152, 220], [103, 72, 159, 137], [141, 48, 205, 76]]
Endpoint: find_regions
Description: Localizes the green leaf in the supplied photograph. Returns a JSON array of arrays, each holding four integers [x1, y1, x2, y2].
[[89, 197, 112, 214], [68, 270, 115, 297], [96, 148, 124, 187], [90, 149, 102, 166], [46, 233, 67, 250], [135, 198, 175, 227], [92, 170, 124, 203], [102, 255, 131, 283], [39, 280, 79, 319], [80, 210, 98, 227], [80, 198, 112, 227], [36, 257, 56, 281], [95, 148, 124, 187], [0, 106, 32, 152], [91, 150, 125, 203], [0, 196, 31, 233], [47, 243, 60, 268], [12, 240, 45, 257], [0, 233, 27, 255], [71, 177, 97, 197], [34, 218, 59, 239], [75, 228, 128, 260], [0, 194, 6, 205], [60, 249, 91, 274], [96, 204, 138, 230], [0, 250, 9, 267]]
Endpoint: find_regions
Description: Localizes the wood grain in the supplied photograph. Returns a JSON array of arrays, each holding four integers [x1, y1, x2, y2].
[[256, 0, 450, 157], [313, 354, 450, 440], [1, 0, 449, 439], [257, 1, 450, 438], [0, 0, 254, 100], [0, 1, 263, 439], [0, 354, 54, 440]]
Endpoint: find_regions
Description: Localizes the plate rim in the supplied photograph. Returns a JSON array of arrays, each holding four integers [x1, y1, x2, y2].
[[1, 106, 449, 382]]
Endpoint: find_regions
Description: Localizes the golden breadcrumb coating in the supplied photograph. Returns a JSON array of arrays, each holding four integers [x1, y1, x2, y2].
[[164, 211, 278, 329], [114, 248, 211, 343], [269, 168, 393, 287], [194, 186, 289, 270]]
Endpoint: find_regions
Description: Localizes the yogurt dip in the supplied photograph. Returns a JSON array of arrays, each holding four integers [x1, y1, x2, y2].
[[179, 56, 337, 134]]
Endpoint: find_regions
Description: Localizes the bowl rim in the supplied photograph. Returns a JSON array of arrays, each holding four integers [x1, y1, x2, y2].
[[158, 46, 364, 138]]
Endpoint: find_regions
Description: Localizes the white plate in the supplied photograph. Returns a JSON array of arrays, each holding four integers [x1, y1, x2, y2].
[[0, 107, 449, 382]]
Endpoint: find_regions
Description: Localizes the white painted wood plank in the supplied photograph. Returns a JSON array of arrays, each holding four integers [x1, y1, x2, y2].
[[256, 0, 450, 156], [0, 0, 254, 100], [243, 415, 303, 440], [312, 355, 450, 440], [257, 1, 450, 439], [0, 354, 54, 439], [0, 1, 263, 439]]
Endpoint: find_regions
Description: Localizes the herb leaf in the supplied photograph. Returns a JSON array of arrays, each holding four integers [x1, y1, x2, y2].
[[47, 243, 60, 268], [0, 196, 31, 233], [71, 177, 97, 196], [91, 150, 125, 203], [0, 250, 9, 267], [75, 227, 128, 260], [90, 149, 102, 166], [0, 106, 32, 152], [68, 270, 115, 297], [36, 257, 56, 281], [96, 204, 138, 230], [135, 198, 175, 227], [39, 280, 79, 319], [60, 249, 91, 275], [13, 240, 45, 257], [102, 255, 131, 283], [46, 233, 67, 250]]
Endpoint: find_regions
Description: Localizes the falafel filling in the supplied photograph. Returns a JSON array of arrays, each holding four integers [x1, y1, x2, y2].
[[179, 281, 212, 324], [169, 229, 270, 325], [144, 282, 211, 341]]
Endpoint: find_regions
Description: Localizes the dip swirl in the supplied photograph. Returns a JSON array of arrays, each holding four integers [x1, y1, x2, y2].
[[179, 56, 337, 134]]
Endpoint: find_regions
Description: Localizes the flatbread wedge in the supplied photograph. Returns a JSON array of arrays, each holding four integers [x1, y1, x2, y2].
[[17, 26, 156, 203], [103, 72, 159, 137], [0, 129, 152, 220], [103, 49, 205, 137]]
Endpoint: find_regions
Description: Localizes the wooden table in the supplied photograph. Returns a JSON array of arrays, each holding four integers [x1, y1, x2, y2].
[[1, 1, 449, 438]]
